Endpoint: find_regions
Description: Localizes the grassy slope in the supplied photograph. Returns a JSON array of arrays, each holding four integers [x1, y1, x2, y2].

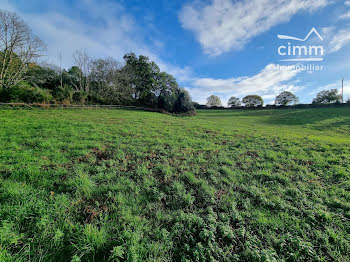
[[0, 108, 349, 261]]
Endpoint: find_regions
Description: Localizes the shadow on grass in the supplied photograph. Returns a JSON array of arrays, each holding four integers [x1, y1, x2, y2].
[[198, 108, 350, 131]]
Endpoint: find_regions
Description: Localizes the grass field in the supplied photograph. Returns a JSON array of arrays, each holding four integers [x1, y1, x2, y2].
[[0, 108, 350, 261]]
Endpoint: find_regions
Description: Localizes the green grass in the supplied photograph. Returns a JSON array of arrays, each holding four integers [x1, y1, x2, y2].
[[0, 107, 349, 261]]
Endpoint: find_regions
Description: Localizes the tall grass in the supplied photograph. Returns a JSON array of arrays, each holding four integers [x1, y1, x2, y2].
[[0, 108, 349, 261]]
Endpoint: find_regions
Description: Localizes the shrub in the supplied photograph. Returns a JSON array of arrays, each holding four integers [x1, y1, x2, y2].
[[0, 88, 7, 102], [52, 85, 74, 103], [192, 102, 200, 108], [158, 91, 176, 112], [72, 91, 88, 104], [173, 89, 195, 113], [0, 82, 53, 103], [141, 92, 158, 108]]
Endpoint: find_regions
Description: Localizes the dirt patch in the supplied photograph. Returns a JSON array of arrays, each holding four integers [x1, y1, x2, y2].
[[78, 198, 109, 223], [241, 150, 259, 158], [76, 146, 111, 164], [215, 189, 227, 200]]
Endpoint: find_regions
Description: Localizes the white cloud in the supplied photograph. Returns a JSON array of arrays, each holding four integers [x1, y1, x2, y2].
[[187, 64, 301, 105], [339, 11, 350, 20], [328, 28, 350, 53], [179, 0, 329, 56], [345, 1, 350, 6], [320, 26, 350, 54]]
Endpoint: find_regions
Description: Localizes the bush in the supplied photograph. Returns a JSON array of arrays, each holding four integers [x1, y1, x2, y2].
[[158, 91, 176, 112], [72, 91, 88, 104], [52, 85, 74, 103], [173, 89, 195, 113], [192, 102, 200, 108], [0, 88, 7, 102], [0, 82, 53, 103], [141, 92, 158, 108]]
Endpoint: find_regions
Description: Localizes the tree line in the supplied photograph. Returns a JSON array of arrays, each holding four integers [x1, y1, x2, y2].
[[0, 9, 194, 114], [205, 89, 349, 108], [1, 9, 348, 113]]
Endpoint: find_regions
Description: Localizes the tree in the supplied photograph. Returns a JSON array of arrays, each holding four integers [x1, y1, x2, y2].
[[0, 81, 52, 103], [89, 57, 133, 105], [52, 84, 74, 103], [0, 10, 45, 89], [72, 50, 92, 92], [90, 58, 121, 87], [122, 53, 160, 107], [192, 101, 200, 108], [227, 96, 241, 107], [347, 98, 350, 104], [157, 72, 179, 112], [275, 91, 299, 106], [242, 95, 264, 107], [24, 64, 60, 90], [206, 95, 222, 107], [312, 89, 341, 104], [173, 88, 194, 113], [63, 66, 81, 91]]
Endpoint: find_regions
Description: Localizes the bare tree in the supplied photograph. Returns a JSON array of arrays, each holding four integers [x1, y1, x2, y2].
[[90, 57, 121, 86], [89, 57, 133, 104], [0, 9, 45, 89], [73, 50, 92, 92], [58, 51, 63, 88]]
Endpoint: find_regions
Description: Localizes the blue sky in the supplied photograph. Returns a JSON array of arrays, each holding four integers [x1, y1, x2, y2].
[[1, 0, 350, 105]]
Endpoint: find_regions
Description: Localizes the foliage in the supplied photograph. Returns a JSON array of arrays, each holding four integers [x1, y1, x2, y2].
[[0, 9, 45, 89], [157, 72, 179, 112], [0, 81, 52, 103], [227, 96, 241, 107], [206, 95, 222, 107], [0, 51, 194, 113], [275, 91, 299, 106], [72, 50, 92, 92], [24, 64, 60, 90], [0, 108, 349, 261], [0, 11, 193, 113], [0, 51, 24, 89], [242, 95, 264, 107], [172, 88, 195, 113], [89, 57, 133, 105], [63, 66, 83, 91], [72, 91, 88, 104], [192, 101, 200, 108], [52, 85, 74, 103], [312, 89, 341, 104], [123, 53, 160, 106]]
